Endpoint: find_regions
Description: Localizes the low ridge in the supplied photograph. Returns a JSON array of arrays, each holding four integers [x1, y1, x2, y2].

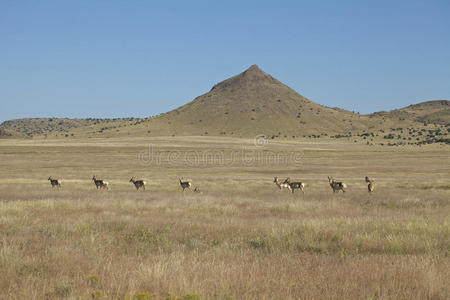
[[371, 100, 449, 125]]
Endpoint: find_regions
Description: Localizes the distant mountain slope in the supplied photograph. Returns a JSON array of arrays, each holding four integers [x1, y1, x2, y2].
[[0, 117, 141, 137], [0, 128, 20, 138], [372, 100, 450, 125]]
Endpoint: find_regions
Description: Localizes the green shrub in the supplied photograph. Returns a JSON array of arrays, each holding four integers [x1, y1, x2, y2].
[[91, 290, 105, 299], [183, 294, 201, 300], [87, 275, 100, 286], [133, 291, 154, 300]]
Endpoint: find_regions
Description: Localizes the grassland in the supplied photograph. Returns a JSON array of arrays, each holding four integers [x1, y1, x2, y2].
[[0, 136, 449, 299]]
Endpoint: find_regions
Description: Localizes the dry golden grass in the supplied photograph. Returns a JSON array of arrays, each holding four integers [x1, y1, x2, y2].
[[0, 136, 449, 299]]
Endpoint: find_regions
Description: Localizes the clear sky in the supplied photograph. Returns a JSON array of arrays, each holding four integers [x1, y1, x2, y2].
[[1, 0, 449, 122]]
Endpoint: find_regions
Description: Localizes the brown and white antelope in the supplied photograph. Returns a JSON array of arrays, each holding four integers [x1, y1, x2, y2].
[[328, 176, 347, 193], [92, 175, 109, 190], [179, 178, 191, 191], [273, 177, 292, 192], [130, 177, 146, 190], [285, 177, 305, 194], [48, 176, 61, 188], [365, 176, 374, 193]]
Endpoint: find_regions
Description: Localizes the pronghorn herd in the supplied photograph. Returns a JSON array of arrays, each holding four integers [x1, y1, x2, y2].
[[48, 175, 374, 194], [273, 176, 374, 194]]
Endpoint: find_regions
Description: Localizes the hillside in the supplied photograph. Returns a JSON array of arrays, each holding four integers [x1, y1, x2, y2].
[[372, 100, 450, 125], [0, 117, 141, 137], [67, 65, 415, 139], [0, 128, 20, 139], [144, 64, 367, 137]]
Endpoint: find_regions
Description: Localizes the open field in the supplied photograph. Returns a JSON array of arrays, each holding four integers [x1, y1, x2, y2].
[[0, 136, 449, 299]]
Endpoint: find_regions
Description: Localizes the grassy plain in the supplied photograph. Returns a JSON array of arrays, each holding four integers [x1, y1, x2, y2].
[[0, 136, 449, 299]]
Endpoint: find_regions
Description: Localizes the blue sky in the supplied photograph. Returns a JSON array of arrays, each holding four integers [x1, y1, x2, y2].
[[1, 0, 449, 122]]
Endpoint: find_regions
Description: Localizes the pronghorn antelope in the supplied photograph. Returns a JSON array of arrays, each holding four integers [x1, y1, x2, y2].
[[92, 175, 109, 190], [273, 177, 292, 192], [48, 177, 61, 188], [130, 177, 146, 190], [285, 178, 305, 194], [365, 176, 374, 193], [179, 179, 191, 191], [328, 176, 347, 193]]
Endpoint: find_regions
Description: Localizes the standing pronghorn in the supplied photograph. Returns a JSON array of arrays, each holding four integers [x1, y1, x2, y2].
[[365, 176, 374, 193], [179, 178, 191, 191], [328, 176, 347, 193], [285, 178, 306, 194], [273, 177, 292, 192], [130, 177, 146, 190], [48, 176, 61, 188], [92, 175, 109, 190]]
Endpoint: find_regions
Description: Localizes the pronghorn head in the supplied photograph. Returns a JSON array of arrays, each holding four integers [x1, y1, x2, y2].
[[273, 177, 278, 183], [129, 177, 135, 182], [92, 175, 97, 181], [328, 176, 333, 183], [48, 176, 52, 181]]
